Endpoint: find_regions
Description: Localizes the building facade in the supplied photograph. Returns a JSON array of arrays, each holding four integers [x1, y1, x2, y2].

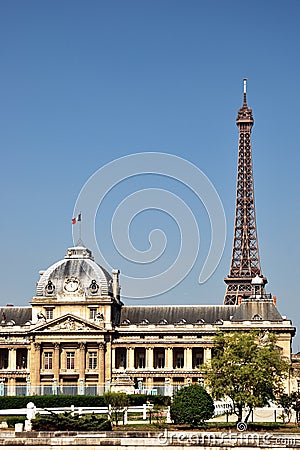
[[0, 83, 297, 396]]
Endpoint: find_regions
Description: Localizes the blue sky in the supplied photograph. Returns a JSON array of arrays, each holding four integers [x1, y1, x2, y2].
[[1, 1, 300, 348]]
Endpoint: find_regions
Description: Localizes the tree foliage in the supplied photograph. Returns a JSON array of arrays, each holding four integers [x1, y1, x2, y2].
[[170, 384, 214, 427], [204, 332, 289, 423], [277, 391, 300, 423], [103, 391, 129, 426]]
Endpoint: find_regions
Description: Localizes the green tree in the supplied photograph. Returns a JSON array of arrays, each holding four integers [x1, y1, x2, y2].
[[204, 332, 289, 423], [277, 391, 300, 423], [277, 393, 294, 422], [291, 391, 300, 423], [103, 391, 129, 426], [170, 384, 214, 427]]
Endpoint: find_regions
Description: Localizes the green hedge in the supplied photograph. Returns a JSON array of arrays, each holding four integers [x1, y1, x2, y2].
[[0, 416, 26, 428], [32, 412, 112, 431], [0, 395, 106, 409], [0, 394, 171, 409], [128, 394, 171, 406]]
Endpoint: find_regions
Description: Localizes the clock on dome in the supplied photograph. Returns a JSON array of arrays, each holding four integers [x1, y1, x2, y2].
[[64, 278, 79, 293]]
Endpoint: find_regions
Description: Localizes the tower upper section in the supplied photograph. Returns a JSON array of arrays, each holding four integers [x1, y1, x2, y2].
[[224, 80, 267, 305]]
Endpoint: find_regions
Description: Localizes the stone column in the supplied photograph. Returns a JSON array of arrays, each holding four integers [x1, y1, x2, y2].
[[7, 377, 16, 396], [203, 347, 212, 364], [105, 339, 111, 381], [26, 348, 30, 371], [146, 347, 154, 369], [53, 343, 60, 381], [98, 343, 105, 391], [165, 347, 173, 369], [30, 343, 41, 394], [111, 348, 116, 370], [79, 342, 86, 380], [184, 347, 193, 370], [8, 348, 16, 370], [127, 347, 135, 369]]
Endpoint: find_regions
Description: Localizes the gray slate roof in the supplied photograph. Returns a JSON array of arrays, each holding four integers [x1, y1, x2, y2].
[[120, 301, 284, 325], [231, 300, 283, 322], [0, 307, 32, 326], [120, 305, 238, 325]]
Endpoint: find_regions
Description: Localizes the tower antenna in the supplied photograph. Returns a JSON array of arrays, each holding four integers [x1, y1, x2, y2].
[[243, 78, 247, 105]]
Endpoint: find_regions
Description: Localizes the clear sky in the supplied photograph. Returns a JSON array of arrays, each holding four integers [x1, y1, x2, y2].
[[1, 1, 300, 348]]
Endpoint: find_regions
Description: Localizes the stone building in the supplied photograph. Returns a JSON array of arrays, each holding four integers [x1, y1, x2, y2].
[[0, 82, 297, 396], [0, 244, 296, 396]]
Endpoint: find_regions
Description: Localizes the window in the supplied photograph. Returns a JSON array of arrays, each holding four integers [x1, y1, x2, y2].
[[157, 353, 165, 368], [45, 309, 53, 320], [89, 308, 97, 320], [88, 352, 97, 370], [176, 354, 184, 368], [194, 353, 203, 368], [138, 354, 145, 369], [66, 351, 75, 370], [119, 352, 126, 368], [44, 352, 53, 370]]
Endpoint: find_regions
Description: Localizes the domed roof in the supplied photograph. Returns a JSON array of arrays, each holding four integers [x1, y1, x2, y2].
[[36, 246, 113, 297]]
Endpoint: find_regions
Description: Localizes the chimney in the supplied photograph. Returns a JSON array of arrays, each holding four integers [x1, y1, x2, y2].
[[112, 269, 120, 300]]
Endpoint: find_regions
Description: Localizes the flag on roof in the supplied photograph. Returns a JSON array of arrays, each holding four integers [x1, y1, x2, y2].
[[72, 213, 81, 225]]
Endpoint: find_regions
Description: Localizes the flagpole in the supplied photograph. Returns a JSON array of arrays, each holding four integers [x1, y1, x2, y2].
[[79, 212, 82, 244]]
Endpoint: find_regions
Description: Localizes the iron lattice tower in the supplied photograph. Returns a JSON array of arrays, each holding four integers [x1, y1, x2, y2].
[[224, 80, 267, 305]]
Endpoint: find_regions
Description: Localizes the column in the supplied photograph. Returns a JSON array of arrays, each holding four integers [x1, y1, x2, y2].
[[184, 347, 193, 370], [30, 343, 41, 394], [8, 348, 16, 370], [146, 347, 154, 369], [79, 342, 86, 380], [105, 339, 111, 381], [127, 347, 135, 369], [53, 343, 60, 381], [203, 347, 212, 364], [98, 343, 105, 392], [111, 348, 116, 370], [26, 348, 30, 371], [165, 347, 173, 369], [7, 377, 16, 396]]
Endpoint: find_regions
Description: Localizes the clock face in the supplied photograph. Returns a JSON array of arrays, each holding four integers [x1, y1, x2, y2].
[[64, 278, 79, 292]]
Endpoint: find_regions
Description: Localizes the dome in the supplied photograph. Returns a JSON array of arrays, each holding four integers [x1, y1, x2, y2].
[[36, 246, 113, 297]]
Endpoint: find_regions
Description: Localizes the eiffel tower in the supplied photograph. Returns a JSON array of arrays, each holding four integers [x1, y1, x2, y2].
[[224, 79, 267, 305]]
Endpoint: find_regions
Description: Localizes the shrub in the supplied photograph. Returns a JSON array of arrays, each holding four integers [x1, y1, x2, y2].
[[31, 412, 112, 431], [0, 416, 26, 428], [170, 384, 214, 428], [128, 394, 171, 406]]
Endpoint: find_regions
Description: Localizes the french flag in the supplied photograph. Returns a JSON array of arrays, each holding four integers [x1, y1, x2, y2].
[[72, 213, 82, 225]]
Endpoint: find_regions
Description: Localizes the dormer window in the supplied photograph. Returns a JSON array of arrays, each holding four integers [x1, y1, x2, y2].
[[196, 318, 205, 324], [215, 319, 223, 325], [252, 314, 262, 321], [176, 318, 186, 325], [158, 319, 168, 325], [121, 319, 131, 325], [45, 280, 55, 295], [140, 318, 149, 325]]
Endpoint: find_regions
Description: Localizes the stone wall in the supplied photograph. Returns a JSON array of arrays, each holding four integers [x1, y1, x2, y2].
[[0, 430, 299, 449]]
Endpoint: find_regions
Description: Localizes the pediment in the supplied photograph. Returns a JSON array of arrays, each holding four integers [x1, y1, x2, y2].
[[33, 314, 103, 332]]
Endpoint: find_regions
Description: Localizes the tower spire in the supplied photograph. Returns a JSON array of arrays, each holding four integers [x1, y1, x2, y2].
[[224, 80, 267, 305]]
